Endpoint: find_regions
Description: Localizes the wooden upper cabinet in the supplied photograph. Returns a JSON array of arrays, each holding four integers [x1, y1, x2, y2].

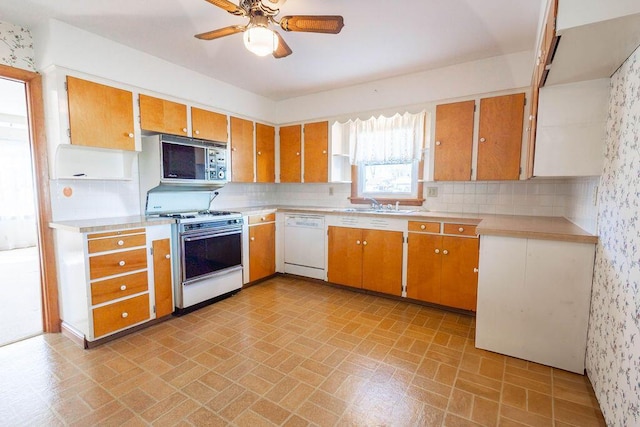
[[303, 121, 328, 183], [66, 76, 135, 151], [191, 107, 227, 142], [434, 100, 475, 181], [139, 94, 188, 136], [230, 116, 254, 183], [256, 123, 275, 183], [477, 93, 525, 181], [279, 124, 302, 183]]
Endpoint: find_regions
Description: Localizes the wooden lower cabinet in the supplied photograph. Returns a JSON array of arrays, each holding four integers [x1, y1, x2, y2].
[[407, 226, 479, 311], [328, 226, 403, 296], [152, 238, 173, 318], [248, 214, 276, 282]]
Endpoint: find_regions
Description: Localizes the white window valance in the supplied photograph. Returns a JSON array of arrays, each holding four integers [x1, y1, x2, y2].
[[345, 111, 425, 165]]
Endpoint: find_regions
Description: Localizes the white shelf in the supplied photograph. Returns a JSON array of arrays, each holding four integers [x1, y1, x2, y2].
[[54, 144, 137, 181]]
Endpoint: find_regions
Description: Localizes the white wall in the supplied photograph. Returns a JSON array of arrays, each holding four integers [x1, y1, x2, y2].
[[32, 19, 277, 123], [557, 0, 640, 31], [275, 50, 534, 124], [0, 20, 35, 71]]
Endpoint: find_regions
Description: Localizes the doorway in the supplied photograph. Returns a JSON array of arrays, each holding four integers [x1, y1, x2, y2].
[[0, 77, 43, 346]]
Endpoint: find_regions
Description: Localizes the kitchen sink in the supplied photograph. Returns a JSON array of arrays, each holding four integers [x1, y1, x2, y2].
[[332, 208, 418, 215]]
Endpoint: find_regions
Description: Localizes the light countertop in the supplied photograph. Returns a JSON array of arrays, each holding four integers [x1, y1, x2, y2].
[[475, 215, 598, 244], [49, 216, 175, 233]]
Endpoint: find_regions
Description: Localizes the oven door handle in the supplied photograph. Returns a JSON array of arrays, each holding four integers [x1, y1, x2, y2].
[[182, 229, 241, 242]]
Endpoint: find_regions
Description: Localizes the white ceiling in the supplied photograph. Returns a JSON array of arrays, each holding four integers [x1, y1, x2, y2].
[[0, 0, 544, 101]]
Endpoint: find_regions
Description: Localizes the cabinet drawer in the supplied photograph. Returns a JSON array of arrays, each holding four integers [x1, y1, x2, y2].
[[88, 233, 146, 254], [443, 223, 477, 237], [92, 294, 150, 338], [91, 271, 148, 305], [87, 228, 145, 239], [249, 213, 276, 224], [408, 221, 440, 233], [89, 248, 147, 280]]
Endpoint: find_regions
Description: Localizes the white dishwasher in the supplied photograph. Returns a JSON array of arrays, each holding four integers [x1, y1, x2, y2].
[[284, 215, 325, 280]]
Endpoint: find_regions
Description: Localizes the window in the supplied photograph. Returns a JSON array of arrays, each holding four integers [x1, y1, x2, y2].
[[332, 111, 428, 205]]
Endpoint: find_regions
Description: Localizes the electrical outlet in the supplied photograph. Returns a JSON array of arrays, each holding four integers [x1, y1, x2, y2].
[[592, 185, 598, 206], [427, 187, 438, 197], [329, 186, 334, 196]]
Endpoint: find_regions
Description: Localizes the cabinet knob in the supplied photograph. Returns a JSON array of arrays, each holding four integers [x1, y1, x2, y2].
[[296, 152, 300, 156], [420, 224, 426, 230], [128, 133, 134, 138], [356, 240, 361, 245], [434, 249, 440, 254], [257, 151, 262, 155], [474, 268, 479, 273], [121, 312, 128, 318], [232, 147, 237, 152], [443, 250, 449, 255], [480, 137, 486, 143], [261, 216, 265, 221], [117, 240, 124, 246], [182, 128, 187, 133], [435, 141, 441, 146], [362, 241, 368, 246], [165, 254, 171, 259], [120, 285, 127, 291], [195, 130, 200, 135], [458, 227, 464, 232], [118, 260, 126, 266], [250, 236, 255, 241], [322, 150, 327, 154]]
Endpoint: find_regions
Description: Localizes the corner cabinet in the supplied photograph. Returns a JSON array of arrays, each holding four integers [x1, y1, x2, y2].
[[66, 76, 136, 151], [55, 224, 173, 346], [406, 221, 479, 311]]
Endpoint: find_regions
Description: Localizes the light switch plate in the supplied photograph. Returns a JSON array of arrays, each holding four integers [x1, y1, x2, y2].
[[427, 187, 438, 197]]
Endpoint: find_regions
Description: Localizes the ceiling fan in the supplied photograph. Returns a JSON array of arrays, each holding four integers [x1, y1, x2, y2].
[[195, 0, 344, 58]]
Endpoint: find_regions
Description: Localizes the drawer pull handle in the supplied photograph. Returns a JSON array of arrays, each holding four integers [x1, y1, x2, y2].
[[117, 240, 124, 246], [121, 312, 128, 318], [165, 254, 171, 259], [458, 227, 464, 232], [120, 285, 127, 291], [434, 249, 440, 254], [474, 268, 479, 273], [118, 260, 126, 266], [261, 216, 265, 221], [420, 224, 426, 230], [443, 250, 449, 255]]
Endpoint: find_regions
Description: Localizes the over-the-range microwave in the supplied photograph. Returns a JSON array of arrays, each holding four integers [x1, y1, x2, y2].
[[141, 134, 228, 185]]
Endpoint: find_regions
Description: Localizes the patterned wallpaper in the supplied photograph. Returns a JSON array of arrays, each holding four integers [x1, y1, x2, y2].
[[585, 45, 640, 426], [0, 20, 35, 71]]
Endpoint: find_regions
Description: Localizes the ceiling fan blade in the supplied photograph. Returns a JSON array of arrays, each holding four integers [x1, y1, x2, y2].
[[195, 25, 245, 40], [279, 15, 344, 34], [273, 32, 292, 58], [203, 0, 245, 16]]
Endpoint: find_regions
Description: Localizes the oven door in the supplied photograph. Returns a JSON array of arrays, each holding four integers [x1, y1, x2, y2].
[[180, 229, 242, 284]]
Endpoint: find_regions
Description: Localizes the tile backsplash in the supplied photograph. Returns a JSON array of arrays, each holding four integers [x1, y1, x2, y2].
[[50, 174, 600, 235]]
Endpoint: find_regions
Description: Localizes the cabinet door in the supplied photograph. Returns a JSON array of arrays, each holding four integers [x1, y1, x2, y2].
[[256, 123, 276, 183], [152, 238, 173, 318], [327, 226, 362, 288], [440, 236, 479, 311], [249, 222, 276, 282], [230, 116, 255, 182], [279, 125, 301, 183], [361, 230, 403, 296], [303, 121, 328, 183], [139, 94, 188, 136], [191, 107, 227, 142], [477, 93, 525, 181], [66, 76, 135, 151], [406, 233, 442, 303], [434, 101, 475, 181]]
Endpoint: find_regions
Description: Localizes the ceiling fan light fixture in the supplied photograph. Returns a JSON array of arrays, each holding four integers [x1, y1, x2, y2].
[[243, 25, 279, 56]]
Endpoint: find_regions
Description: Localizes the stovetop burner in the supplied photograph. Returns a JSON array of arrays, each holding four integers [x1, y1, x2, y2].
[[159, 213, 196, 219], [198, 210, 235, 216]]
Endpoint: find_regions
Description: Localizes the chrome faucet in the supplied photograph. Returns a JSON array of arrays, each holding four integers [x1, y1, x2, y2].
[[365, 197, 383, 210]]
